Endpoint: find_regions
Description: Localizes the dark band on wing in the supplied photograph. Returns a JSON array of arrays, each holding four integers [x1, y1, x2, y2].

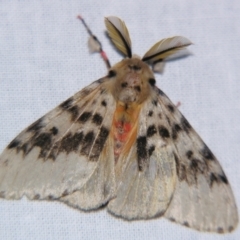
[[137, 136, 147, 171]]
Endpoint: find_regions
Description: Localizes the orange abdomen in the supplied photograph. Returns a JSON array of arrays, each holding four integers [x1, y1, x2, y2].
[[111, 102, 141, 162]]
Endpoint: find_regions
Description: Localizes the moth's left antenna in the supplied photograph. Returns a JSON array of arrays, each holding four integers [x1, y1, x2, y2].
[[77, 15, 111, 69]]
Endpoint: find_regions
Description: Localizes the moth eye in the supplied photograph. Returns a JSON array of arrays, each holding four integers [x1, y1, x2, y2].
[[148, 78, 156, 86], [107, 70, 116, 78]]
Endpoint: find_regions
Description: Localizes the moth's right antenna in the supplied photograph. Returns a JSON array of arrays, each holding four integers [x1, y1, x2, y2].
[[77, 15, 111, 69]]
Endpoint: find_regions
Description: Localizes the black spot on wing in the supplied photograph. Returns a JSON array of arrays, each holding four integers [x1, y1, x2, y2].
[[68, 106, 79, 121], [27, 118, 44, 132], [59, 132, 84, 154], [172, 123, 182, 140], [9, 139, 32, 156], [137, 136, 148, 171], [81, 131, 95, 156], [152, 99, 158, 106], [190, 159, 198, 170], [19, 143, 28, 155], [181, 116, 192, 133], [107, 70, 116, 78], [90, 127, 109, 161], [32, 132, 52, 159], [50, 127, 58, 135], [60, 97, 73, 110], [92, 113, 103, 126], [176, 148, 209, 184], [186, 150, 193, 159], [148, 145, 155, 156], [200, 144, 215, 161], [167, 104, 174, 113], [190, 158, 206, 175], [159, 126, 170, 139], [147, 125, 157, 137], [8, 139, 21, 149], [219, 173, 228, 184], [78, 112, 92, 123], [210, 173, 218, 186], [174, 152, 187, 182], [148, 110, 153, 117], [60, 98, 80, 121], [8, 126, 62, 159], [209, 172, 228, 187]]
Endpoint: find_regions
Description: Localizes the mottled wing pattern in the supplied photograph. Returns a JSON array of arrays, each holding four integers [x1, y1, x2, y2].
[[152, 87, 238, 233], [0, 77, 116, 210], [107, 96, 177, 220]]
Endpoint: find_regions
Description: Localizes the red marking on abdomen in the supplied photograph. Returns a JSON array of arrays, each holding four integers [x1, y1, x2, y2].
[[111, 102, 141, 162], [114, 121, 132, 143]]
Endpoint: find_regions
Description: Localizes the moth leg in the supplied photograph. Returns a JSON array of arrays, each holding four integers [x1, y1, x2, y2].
[[77, 15, 111, 69]]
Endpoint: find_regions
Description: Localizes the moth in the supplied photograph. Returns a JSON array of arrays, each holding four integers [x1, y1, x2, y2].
[[0, 16, 238, 234]]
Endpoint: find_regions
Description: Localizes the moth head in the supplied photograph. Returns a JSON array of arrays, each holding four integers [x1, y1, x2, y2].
[[105, 16, 192, 74], [109, 57, 155, 104]]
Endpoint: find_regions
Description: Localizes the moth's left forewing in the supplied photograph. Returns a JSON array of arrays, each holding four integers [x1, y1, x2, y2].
[[153, 87, 238, 232]]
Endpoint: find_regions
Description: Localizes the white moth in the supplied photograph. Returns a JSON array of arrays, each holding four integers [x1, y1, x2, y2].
[[0, 16, 238, 234]]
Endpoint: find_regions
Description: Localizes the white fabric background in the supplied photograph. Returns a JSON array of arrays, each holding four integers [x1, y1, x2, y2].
[[0, 1, 239, 239]]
